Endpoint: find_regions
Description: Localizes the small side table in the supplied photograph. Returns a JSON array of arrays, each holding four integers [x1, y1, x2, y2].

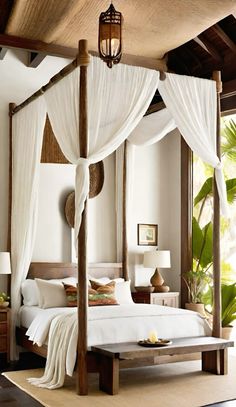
[[0, 308, 10, 362], [132, 292, 179, 308]]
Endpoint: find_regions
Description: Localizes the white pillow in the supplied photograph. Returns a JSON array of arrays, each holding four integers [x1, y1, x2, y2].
[[21, 277, 77, 307], [21, 279, 39, 306], [115, 280, 134, 304], [35, 279, 67, 309]]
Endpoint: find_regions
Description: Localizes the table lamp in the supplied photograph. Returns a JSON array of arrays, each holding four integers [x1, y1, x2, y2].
[[0, 252, 11, 276], [143, 250, 171, 292]]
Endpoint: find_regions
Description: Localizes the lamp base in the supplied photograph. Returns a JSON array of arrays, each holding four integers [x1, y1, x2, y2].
[[150, 268, 164, 287], [153, 285, 170, 293]]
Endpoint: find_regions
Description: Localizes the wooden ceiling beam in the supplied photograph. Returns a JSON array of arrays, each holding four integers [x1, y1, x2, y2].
[[211, 24, 236, 54], [28, 51, 47, 68], [221, 78, 236, 99], [0, 34, 167, 70], [0, 0, 14, 32], [182, 45, 202, 72], [172, 52, 191, 75], [0, 47, 7, 60], [0, 33, 77, 59], [193, 34, 223, 62]]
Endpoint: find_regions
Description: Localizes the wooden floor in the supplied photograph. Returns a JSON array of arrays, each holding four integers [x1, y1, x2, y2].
[[0, 353, 236, 407], [0, 353, 45, 407]]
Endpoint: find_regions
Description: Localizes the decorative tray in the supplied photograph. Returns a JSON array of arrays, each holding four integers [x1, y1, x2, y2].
[[138, 339, 172, 347]]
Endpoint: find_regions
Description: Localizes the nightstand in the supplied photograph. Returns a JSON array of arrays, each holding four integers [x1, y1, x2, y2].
[[0, 308, 10, 362], [132, 292, 179, 308]]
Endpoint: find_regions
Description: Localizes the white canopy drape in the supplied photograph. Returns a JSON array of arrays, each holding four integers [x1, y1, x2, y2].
[[11, 97, 47, 358], [10, 57, 228, 364], [158, 73, 228, 216], [44, 56, 159, 246], [128, 107, 176, 146]]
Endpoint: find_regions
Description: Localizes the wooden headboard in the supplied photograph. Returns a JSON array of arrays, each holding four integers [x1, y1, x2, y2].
[[28, 262, 123, 280]]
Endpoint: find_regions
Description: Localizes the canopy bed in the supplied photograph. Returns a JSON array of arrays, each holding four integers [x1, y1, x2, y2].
[[8, 39, 230, 395]]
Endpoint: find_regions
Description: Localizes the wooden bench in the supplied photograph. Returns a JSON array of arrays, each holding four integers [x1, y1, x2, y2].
[[91, 336, 234, 394]]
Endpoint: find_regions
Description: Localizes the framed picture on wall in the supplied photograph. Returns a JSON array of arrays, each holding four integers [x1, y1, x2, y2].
[[137, 224, 158, 246]]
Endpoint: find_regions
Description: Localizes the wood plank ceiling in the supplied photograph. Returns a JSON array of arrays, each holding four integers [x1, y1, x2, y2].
[[0, 0, 235, 65], [0, 0, 236, 112]]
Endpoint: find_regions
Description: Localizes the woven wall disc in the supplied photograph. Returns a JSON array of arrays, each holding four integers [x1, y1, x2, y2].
[[89, 161, 104, 199], [65, 161, 104, 228]]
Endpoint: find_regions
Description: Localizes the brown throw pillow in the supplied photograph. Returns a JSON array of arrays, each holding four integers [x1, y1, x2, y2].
[[63, 281, 118, 307], [89, 281, 118, 306], [63, 284, 77, 307]]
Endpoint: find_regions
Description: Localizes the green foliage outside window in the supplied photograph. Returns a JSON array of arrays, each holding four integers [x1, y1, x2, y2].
[[184, 118, 236, 307]]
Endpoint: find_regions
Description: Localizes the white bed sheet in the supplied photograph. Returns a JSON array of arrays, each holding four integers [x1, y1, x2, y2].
[[26, 303, 212, 348], [19, 306, 73, 329], [19, 306, 42, 329]]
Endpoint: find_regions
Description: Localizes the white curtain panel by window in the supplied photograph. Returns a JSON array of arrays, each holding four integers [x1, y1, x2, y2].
[[158, 73, 228, 216], [44, 56, 159, 246], [11, 97, 47, 359]]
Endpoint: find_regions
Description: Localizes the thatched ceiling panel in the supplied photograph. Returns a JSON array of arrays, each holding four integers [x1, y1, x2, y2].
[[5, 0, 236, 58]]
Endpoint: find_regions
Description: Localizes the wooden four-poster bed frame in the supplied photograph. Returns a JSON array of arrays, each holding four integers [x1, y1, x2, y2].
[[8, 39, 230, 395]]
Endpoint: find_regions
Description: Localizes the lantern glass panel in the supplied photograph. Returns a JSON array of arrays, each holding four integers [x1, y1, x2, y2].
[[99, 23, 121, 58]]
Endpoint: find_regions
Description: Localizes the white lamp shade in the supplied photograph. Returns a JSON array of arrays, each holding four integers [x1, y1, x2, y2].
[[143, 250, 171, 268], [0, 252, 11, 274]]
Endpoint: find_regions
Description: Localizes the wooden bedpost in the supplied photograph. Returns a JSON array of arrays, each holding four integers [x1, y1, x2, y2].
[[181, 137, 193, 308], [77, 39, 90, 396], [7, 103, 16, 295], [212, 71, 222, 338], [122, 140, 129, 281]]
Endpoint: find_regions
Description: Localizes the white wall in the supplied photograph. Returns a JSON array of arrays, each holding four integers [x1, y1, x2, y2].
[[130, 129, 181, 292], [87, 153, 116, 262], [33, 154, 116, 263], [32, 164, 75, 262]]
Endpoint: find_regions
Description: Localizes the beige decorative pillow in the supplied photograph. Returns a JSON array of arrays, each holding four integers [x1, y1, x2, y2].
[[35, 278, 67, 309], [89, 281, 118, 306]]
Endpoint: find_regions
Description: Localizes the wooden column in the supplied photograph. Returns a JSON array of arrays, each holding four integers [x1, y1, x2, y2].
[[7, 103, 16, 295], [181, 137, 193, 308], [7, 103, 16, 252], [122, 141, 129, 281], [77, 39, 90, 396], [212, 71, 222, 338]]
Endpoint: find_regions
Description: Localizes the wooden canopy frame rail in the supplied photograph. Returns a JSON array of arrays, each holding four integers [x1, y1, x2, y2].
[[8, 39, 223, 395]]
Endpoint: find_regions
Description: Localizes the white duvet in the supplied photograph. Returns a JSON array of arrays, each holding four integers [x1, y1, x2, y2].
[[26, 304, 211, 389]]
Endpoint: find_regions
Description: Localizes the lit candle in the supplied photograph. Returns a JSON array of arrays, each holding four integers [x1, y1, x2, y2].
[[148, 330, 158, 343]]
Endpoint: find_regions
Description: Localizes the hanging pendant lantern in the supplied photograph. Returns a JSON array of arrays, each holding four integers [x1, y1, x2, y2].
[[98, 2, 123, 68]]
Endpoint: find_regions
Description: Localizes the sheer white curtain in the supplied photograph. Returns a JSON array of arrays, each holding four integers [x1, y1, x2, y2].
[[44, 56, 159, 245], [158, 73, 228, 216], [11, 97, 47, 359], [128, 107, 176, 146]]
